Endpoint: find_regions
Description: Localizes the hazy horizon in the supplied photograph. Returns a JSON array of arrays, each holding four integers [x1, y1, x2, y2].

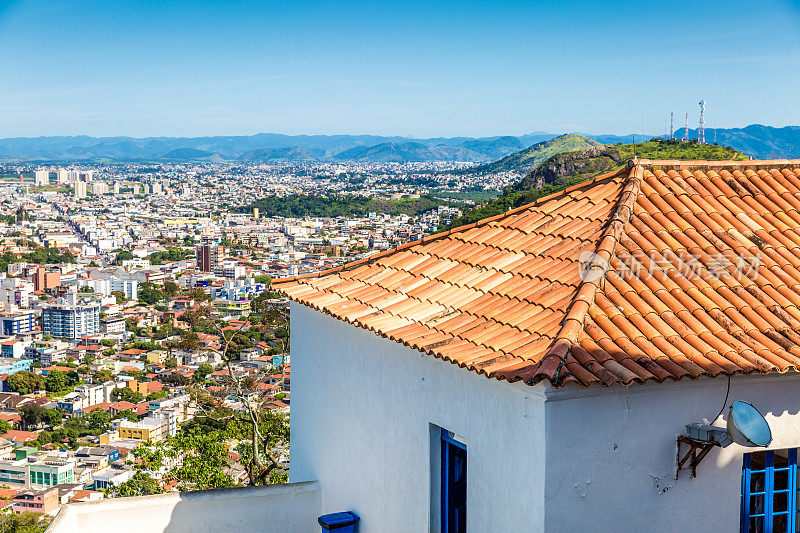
[[1, 0, 799, 138]]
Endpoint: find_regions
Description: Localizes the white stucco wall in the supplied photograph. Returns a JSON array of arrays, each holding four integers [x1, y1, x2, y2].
[[48, 481, 321, 533], [544, 373, 800, 532], [289, 303, 548, 532]]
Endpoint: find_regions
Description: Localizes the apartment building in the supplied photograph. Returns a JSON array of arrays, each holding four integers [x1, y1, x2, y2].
[[12, 487, 59, 515], [0, 310, 35, 336], [196, 243, 224, 272], [41, 297, 101, 340], [25, 340, 69, 366], [33, 267, 61, 292], [58, 381, 125, 414]]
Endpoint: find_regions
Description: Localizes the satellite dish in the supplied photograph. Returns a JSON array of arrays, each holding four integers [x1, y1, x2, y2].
[[727, 400, 772, 447]]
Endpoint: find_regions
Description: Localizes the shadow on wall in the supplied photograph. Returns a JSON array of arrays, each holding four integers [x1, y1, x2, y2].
[[47, 481, 321, 533], [164, 482, 321, 533]]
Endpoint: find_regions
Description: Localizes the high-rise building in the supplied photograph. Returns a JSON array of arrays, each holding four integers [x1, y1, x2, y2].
[[56, 169, 70, 184], [34, 169, 49, 186], [74, 180, 87, 200], [151, 181, 163, 194], [113, 181, 121, 195], [41, 297, 101, 340], [92, 182, 109, 195], [33, 267, 61, 292], [196, 244, 224, 272]]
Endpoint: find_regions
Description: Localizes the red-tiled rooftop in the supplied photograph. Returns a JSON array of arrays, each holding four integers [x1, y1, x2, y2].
[[274, 159, 800, 388]]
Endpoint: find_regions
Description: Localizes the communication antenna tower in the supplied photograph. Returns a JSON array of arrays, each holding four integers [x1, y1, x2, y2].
[[669, 112, 674, 140], [683, 113, 689, 141], [698, 100, 706, 145]]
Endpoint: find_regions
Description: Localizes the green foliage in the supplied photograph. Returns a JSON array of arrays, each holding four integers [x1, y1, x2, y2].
[[111, 387, 144, 404], [6, 371, 44, 395], [166, 426, 235, 491], [619, 138, 748, 161], [117, 471, 163, 497], [236, 194, 453, 218], [92, 369, 113, 383], [148, 248, 189, 265], [163, 280, 179, 296], [100, 339, 115, 347], [114, 250, 134, 264], [112, 409, 140, 422], [19, 403, 46, 430], [111, 290, 128, 303], [138, 283, 165, 305], [456, 133, 603, 175], [0, 246, 75, 274], [253, 275, 271, 284], [195, 363, 214, 382], [146, 390, 169, 401], [186, 287, 210, 302], [86, 409, 111, 433], [0, 511, 53, 533], [0, 419, 11, 434], [447, 138, 749, 229], [45, 369, 78, 393]]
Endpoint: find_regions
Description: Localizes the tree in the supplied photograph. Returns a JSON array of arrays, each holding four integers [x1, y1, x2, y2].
[[112, 409, 139, 422], [44, 370, 69, 392], [0, 511, 53, 533], [195, 363, 213, 382], [111, 387, 144, 403], [92, 370, 113, 383], [86, 410, 111, 433], [186, 288, 210, 303], [164, 357, 178, 369], [111, 290, 128, 304], [43, 409, 62, 427], [0, 419, 11, 434], [19, 403, 46, 430], [176, 331, 199, 351], [114, 250, 134, 265], [116, 471, 163, 497], [138, 284, 165, 305], [6, 372, 44, 395], [163, 281, 179, 297], [165, 426, 234, 491]]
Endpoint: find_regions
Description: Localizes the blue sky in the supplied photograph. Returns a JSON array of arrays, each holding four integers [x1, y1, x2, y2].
[[1, 0, 799, 138]]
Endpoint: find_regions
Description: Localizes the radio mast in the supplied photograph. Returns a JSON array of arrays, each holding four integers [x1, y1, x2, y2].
[[698, 100, 706, 145]]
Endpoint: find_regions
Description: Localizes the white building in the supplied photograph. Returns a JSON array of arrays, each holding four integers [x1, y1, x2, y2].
[[74, 180, 87, 200], [274, 160, 800, 532], [34, 169, 49, 186]]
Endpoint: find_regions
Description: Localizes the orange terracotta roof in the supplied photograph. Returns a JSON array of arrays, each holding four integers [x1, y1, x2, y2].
[[275, 159, 800, 388], [1, 429, 38, 442]]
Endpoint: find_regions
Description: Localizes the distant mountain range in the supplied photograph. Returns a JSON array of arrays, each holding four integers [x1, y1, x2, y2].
[[0, 125, 798, 163]]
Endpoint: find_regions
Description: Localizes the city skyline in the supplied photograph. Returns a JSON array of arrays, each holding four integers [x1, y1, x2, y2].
[[1, 0, 799, 138]]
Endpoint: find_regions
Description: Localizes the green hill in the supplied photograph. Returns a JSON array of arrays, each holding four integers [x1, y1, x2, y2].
[[445, 138, 748, 228], [457, 133, 602, 175]]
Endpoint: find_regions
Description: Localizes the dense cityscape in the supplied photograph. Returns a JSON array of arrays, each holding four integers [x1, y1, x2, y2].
[[0, 160, 513, 524]]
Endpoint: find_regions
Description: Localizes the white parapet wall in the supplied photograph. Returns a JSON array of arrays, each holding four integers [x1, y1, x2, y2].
[[47, 481, 321, 533]]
